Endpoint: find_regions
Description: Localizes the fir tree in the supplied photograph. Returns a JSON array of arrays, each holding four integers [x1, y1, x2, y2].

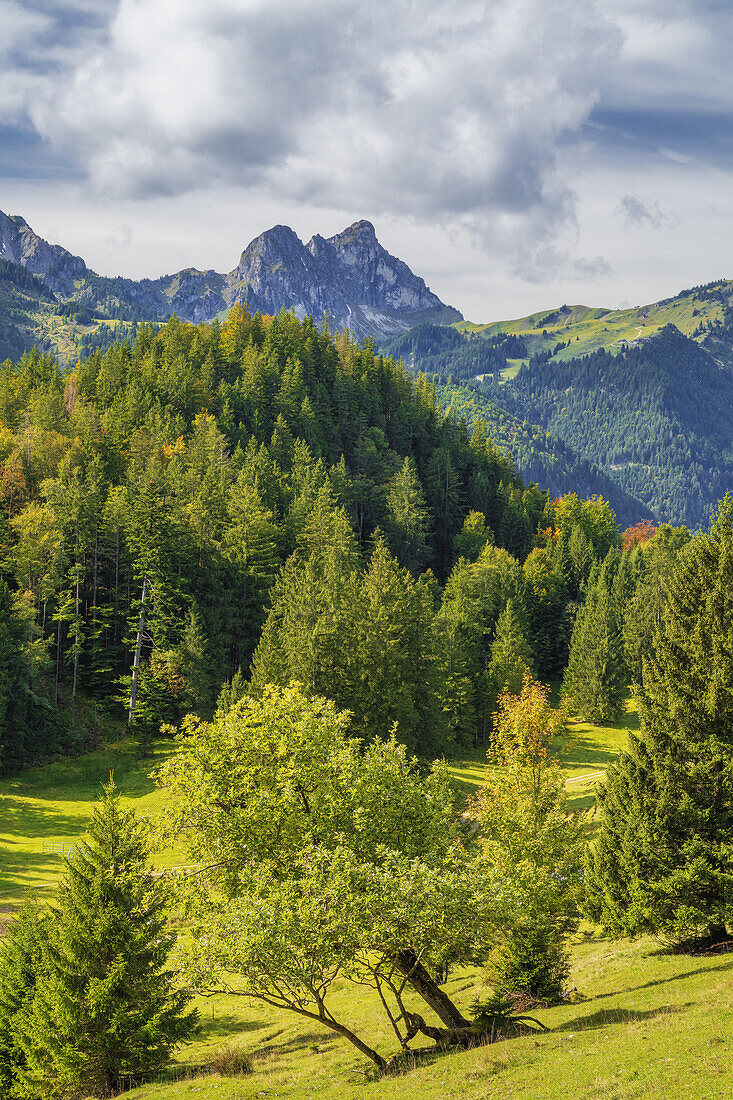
[[489, 599, 534, 697], [178, 606, 213, 718], [0, 897, 47, 1098], [384, 456, 430, 575], [562, 549, 626, 723], [16, 782, 198, 1097], [585, 498, 733, 942]]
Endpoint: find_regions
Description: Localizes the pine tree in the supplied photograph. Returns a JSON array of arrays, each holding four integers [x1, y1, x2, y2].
[[178, 606, 213, 718], [384, 456, 430, 575], [585, 499, 733, 942], [522, 547, 568, 676], [562, 550, 626, 723], [489, 599, 534, 697], [0, 897, 47, 1097], [475, 675, 583, 1002], [0, 579, 28, 771], [16, 782, 198, 1097]]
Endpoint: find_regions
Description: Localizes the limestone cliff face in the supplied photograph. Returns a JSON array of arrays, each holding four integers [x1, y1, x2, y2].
[[0, 211, 462, 340]]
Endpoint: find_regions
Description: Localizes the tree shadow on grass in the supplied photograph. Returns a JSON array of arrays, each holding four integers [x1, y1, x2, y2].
[[556, 1003, 692, 1033], [0, 739, 167, 804], [561, 734, 621, 773], [0, 800, 92, 901], [590, 958, 733, 1002], [194, 1013, 269, 1041], [252, 1030, 339, 1060]]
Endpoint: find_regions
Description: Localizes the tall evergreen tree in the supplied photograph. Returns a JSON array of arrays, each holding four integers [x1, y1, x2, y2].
[[0, 897, 47, 1098], [562, 549, 626, 723], [384, 456, 430, 574], [16, 782, 197, 1097], [489, 598, 534, 698], [585, 499, 733, 941]]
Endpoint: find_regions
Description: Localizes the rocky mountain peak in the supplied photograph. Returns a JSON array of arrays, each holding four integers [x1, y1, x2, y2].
[[0, 207, 462, 343]]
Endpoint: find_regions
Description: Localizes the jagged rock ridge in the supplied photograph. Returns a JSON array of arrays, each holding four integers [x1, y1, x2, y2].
[[0, 210, 461, 340]]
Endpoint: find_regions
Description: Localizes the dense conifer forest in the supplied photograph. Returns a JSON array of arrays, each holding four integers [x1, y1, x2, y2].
[[1, 310, 732, 1095], [402, 321, 733, 530]]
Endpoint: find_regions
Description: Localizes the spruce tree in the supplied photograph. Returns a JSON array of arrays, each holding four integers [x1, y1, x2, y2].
[[384, 456, 430, 575], [0, 897, 47, 1098], [562, 550, 626, 723], [489, 598, 534, 697], [16, 782, 197, 1097], [585, 498, 733, 942]]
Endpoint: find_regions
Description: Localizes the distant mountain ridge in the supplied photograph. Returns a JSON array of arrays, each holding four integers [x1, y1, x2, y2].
[[0, 210, 461, 345]]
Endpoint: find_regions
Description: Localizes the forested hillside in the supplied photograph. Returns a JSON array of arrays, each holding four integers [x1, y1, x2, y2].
[[0, 307, 566, 771], [5, 307, 733, 1097], [491, 325, 733, 527], [432, 380, 653, 527], [0, 306, 666, 776]]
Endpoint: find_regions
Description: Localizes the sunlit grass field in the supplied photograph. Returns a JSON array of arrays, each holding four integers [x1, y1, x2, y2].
[[3, 698, 731, 1099]]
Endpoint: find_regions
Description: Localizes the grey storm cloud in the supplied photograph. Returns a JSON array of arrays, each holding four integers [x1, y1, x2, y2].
[[3, 0, 622, 235], [3, 0, 733, 289]]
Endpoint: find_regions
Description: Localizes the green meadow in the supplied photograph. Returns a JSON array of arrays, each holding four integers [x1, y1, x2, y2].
[[456, 289, 726, 364], [3, 701, 730, 1100]]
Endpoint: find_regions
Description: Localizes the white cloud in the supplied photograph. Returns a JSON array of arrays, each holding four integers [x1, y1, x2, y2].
[[11, 0, 622, 275], [4, 0, 733, 311]]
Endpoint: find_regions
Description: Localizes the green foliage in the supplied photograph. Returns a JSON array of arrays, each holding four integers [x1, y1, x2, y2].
[[158, 684, 503, 1066], [249, 528, 448, 752], [522, 548, 568, 676], [493, 326, 733, 527], [384, 456, 430, 574], [488, 599, 534, 698], [475, 676, 584, 1003], [488, 924, 571, 1005], [452, 509, 494, 563], [622, 523, 691, 683], [562, 549, 626, 723], [438, 545, 526, 743], [0, 897, 47, 1097], [585, 498, 733, 939], [0, 312, 563, 767], [14, 781, 198, 1097], [0, 580, 73, 774]]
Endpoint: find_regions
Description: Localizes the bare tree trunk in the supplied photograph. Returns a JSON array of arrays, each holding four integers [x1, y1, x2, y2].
[[392, 949, 469, 1029], [72, 544, 81, 724], [114, 506, 120, 643], [320, 1017, 386, 1069], [55, 620, 61, 704], [92, 531, 98, 617], [128, 575, 148, 728]]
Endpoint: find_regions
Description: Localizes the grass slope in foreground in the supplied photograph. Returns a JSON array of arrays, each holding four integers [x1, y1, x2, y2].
[[2, 704, 730, 1099]]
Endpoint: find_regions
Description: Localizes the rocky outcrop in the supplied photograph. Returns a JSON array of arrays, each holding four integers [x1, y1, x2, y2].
[[0, 210, 462, 340], [224, 219, 461, 338]]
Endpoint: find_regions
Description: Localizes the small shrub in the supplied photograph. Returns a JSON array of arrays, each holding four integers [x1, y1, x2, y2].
[[205, 1047, 253, 1077], [489, 922, 570, 1005]]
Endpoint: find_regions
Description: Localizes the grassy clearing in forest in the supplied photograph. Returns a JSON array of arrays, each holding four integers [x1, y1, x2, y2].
[[117, 934, 733, 1100], [0, 739, 184, 910], [5, 701, 728, 1100], [0, 695, 635, 909]]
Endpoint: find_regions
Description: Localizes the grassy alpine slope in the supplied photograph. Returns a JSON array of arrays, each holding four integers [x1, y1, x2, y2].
[[393, 278, 733, 529], [455, 280, 728, 362], [5, 701, 732, 1099]]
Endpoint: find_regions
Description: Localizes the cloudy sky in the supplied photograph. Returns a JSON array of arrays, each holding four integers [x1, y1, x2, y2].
[[2, 0, 732, 320]]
